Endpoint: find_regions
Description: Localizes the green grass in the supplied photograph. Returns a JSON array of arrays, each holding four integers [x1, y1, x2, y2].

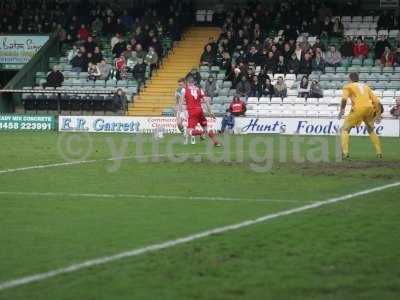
[[0, 132, 399, 299]]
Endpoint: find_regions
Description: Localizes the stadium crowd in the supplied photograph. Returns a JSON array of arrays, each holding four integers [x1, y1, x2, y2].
[[1, 0, 192, 91], [195, 1, 400, 100]]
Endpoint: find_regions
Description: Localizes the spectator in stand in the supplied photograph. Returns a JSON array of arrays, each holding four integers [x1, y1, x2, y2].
[[262, 78, 275, 98], [111, 33, 123, 51], [299, 53, 313, 75], [200, 44, 216, 66], [127, 52, 139, 72], [353, 37, 369, 59], [325, 46, 342, 67], [122, 44, 134, 61], [113, 88, 128, 113], [220, 110, 235, 134], [375, 36, 391, 60], [91, 16, 103, 35], [133, 58, 147, 86], [294, 43, 303, 61], [187, 68, 201, 86], [309, 17, 322, 36], [78, 24, 89, 41], [312, 37, 326, 53], [286, 53, 299, 74], [390, 97, 400, 118], [282, 43, 293, 61], [144, 47, 158, 76], [275, 56, 288, 74], [98, 59, 112, 80], [312, 51, 325, 72], [113, 36, 128, 59], [321, 16, 333, 37], [299, 36, 311, 53], [204, 75, 217, 98], [115, 55, 128, 80], [229, 95, 246, 116], [331, 18, 344, 37], [103, 16, 116, 37], [219, 51, 232, 74], [87, 62, 101, 81], [236, 76, 251, 98], [86, 52, 97, 65], [340, 36, 354, 58], [226, 66, 242, 89], [310, 80, 323, 98], [395, 48, 400, 66], [250, 76, 263, 97], [84, 36, 97, 54], [274, 76, 287, 98], [298, 76, 310, 98], [67, 44, 79, 62], [92, 46, 103, 64], [247, 46, 261, 65], [135, 44, 146, 60], [43, 65, 64, 88], [264, 51, 277, 74], [70, 52, 87, 73], [381, 46, 395, 67]]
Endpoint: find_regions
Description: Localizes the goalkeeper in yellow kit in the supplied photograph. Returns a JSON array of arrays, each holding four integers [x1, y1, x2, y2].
[[339, 73, 383, 159]]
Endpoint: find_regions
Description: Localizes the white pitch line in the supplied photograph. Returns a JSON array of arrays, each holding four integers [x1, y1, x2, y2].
[[0, 151, 216, 175], [0, 181, 399, 292], [0, 191, 306, 203]]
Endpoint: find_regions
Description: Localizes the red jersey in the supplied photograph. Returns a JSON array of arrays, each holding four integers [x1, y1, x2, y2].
[[183, 85, 204, 112]]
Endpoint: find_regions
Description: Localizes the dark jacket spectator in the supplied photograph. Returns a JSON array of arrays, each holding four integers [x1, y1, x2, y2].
[[204, 76, 217, 98], [287, 54, 300, 74], [298, 76, 310, 98], [262, 78, 275, 97], [70, 52, 87, 72], [84, 36, 97, 54], [250, 76, 263, 97], [375, 36, 392, 60], [236, 76, 251, 97], [310, 80, 323, 98], [44, 65, 64, 88], [200, 45, 215, 65], [298, 53, 313, 75], [113, 88, 128, 112], [340, 37, 354, 58], [312, 53, 325, 72], [275, 56, 288, 74], [187, 69, 201, 86]]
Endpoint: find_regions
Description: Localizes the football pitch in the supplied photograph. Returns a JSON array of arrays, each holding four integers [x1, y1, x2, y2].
[[0, 132, 399, 299]]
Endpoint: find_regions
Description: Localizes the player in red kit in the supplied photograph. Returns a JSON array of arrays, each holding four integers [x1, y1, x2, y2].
[[180, 77, 221, 146]]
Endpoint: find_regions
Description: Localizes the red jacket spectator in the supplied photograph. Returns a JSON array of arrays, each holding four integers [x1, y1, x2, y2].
[[353, 39, 368, 58], [229, 96, 246, 116], [115, 56, 126, 70], [78, 25, 90, 41]]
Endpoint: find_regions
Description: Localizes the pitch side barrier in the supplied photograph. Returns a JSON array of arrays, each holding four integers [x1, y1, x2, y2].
[[57, 115, 400, 137], [0, 89, 117, 115]]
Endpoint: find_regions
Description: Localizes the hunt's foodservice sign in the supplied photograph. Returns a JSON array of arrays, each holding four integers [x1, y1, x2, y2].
[[0, 35, 49, 68], [58, 116, 400, 137]]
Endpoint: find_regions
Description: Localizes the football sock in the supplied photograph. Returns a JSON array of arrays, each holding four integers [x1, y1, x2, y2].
[[341, 129, 350, 156], [369, 132, 382, 155]]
